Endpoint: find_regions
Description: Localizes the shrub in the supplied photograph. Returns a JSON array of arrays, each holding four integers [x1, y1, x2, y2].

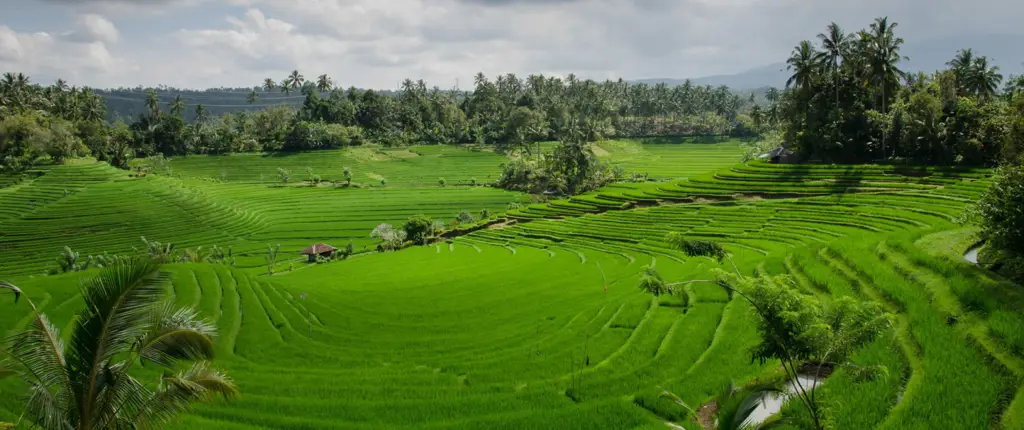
[[972, 165, 1024, 255], [403, 214, 433, 245], [438, 177, 446, 187], [278, 167, 290, 184], [456, 210, 475, 225]]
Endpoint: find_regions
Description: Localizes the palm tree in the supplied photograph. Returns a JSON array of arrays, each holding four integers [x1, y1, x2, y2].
[[246, 90, 259, 105], [145, 90, 161, 119], [286, 70, 304, 93], [817, 22, 850, 107], [262, 78, 276, 92], [866, 16, 907, 158], [169, 94, 185, 117], [195, 104, 209, 124], [785, 40, 822, 93], [0, 260, 237, 430], [54, 78, 69, 93], [279, 79, 291, 96], [316, 74, 332, 92], [968, 56, 1003, 100], [947, 48, 975, 94]]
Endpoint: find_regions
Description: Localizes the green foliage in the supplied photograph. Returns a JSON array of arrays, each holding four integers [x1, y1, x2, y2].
[[636, 264, 671, 297], [343, 166, 353, 185], [266, 244, 281, 275], [277, 167, 290, 184], [666, 233, 727, 262], [403, 214, 433, 245], [971, 164, 1024, 255], [438, 177, 446, 187], [0, 261, 237, 429], [456, 210, 475, 225], [370, 223, 406, 251], [777, 18, 1014, 165]]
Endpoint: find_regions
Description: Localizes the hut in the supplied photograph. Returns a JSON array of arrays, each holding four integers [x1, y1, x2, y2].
[[761, 147, 797, 164], [301, 243, 336, 262]]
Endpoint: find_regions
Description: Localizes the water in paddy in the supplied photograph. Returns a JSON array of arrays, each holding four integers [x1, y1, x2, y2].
[[742, 375, 825, 428], [965, 245, 982, 264]]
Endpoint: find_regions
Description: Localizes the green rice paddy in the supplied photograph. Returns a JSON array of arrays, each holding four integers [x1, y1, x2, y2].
[[2, 139, 1021, 429]]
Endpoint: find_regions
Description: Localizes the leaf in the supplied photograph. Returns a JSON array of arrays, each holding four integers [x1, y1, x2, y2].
[[0, 280, 22, 304]]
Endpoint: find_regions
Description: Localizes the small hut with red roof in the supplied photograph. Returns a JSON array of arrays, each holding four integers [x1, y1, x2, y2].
[[301, 243, 336, 262]]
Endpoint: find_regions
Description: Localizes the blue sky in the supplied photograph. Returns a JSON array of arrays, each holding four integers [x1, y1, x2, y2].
[[1, 0, 1022, 90]]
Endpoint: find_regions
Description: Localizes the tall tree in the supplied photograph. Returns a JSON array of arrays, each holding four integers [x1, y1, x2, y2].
[[817, 22, 850, 107], [0, 261, 238, 430], [169, 94, 185, 117], [947, 48, 975, 95], [145, 89, 161, 120], [247, 90, 259, 105], [286, 70, 305, 94], [866, 16, 907, 158], [262, 78, 276, 92], [786, 40, 822, 93], [316, 74, 332, 92], [968, 56, 1003, 101]]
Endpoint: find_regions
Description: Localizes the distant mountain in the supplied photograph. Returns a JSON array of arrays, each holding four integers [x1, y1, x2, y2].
[[639, 33, 1024, 91]]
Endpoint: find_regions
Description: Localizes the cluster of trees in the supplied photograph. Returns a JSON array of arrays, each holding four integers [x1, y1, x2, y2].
[[271, 70, 752, 150], [496, 121, 621, 195], [1, 68, 754, 174], [773, 18, 1024, 165], [372, 210, 492, 250], [0, 73, 108, 172]]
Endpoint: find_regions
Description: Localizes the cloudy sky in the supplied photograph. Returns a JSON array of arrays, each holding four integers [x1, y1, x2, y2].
[[0, 0, 1021, 90]]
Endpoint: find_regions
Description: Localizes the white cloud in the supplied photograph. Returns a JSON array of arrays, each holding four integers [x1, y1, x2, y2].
[[63, 13, 121, 44], [7, 0, 1024, 89], [0, 13, 132, 86]]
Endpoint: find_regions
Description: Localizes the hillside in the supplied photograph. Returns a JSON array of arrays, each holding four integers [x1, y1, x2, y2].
[[2, 142, 1022, 429]]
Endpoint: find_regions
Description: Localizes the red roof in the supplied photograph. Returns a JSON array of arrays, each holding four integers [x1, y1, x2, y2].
[[301, 243, 336, 255]]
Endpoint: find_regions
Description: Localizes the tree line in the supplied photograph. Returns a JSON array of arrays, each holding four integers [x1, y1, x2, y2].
[[0, 69, 755, 174]]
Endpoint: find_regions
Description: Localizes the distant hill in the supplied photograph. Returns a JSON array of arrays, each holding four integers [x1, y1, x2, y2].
[[639, 33, 1024, 91]]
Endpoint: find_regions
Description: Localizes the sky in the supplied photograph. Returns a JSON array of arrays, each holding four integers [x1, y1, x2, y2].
[[0, 0, 1021, 90]]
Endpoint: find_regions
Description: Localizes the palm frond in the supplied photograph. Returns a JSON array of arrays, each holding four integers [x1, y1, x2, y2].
[[65, 259, 169, 426], [137, 304, 217, 367], [24, 383, 72, 430], [134, 362, 237, 429], [0, 280, 22, 303], [5, 312, 71, 396]]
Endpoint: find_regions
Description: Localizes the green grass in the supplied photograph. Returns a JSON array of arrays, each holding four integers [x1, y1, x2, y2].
[[1, 143, 1021, 429]]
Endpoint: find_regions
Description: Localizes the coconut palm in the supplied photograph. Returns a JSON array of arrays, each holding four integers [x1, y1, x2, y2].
[[785, 40, 822, 93], [968, 56, 1003, 100], [947, 48, 975, 94], [246, 90, 259, 105], [286, 70, 305, 93], [195, 104, 209, 125], [0, 260, 237, 430], [865, 16, 907, 158], [145, 90, 161, 119], [168, 94, 185, 117], [817, 22, 850, 107], [262, 78, 276, 92], [279, 79, 291, 96], [316, 74, 332, 92]]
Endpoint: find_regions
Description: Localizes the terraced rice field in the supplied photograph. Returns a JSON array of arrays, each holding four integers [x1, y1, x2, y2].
[[2, 141, 1022, 429]]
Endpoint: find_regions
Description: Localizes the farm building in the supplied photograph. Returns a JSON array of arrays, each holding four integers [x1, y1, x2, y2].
[[760, 147, 798, 164], [301, 243, 336, 262]]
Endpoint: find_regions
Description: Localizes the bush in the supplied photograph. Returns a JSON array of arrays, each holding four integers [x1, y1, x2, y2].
[[403, 214, 433, 244], [456, 210, 475, 225], [972, 165, 1024, 255]]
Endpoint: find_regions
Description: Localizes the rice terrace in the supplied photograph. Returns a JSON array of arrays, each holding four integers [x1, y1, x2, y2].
[[3, 7, 1024, 430]]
